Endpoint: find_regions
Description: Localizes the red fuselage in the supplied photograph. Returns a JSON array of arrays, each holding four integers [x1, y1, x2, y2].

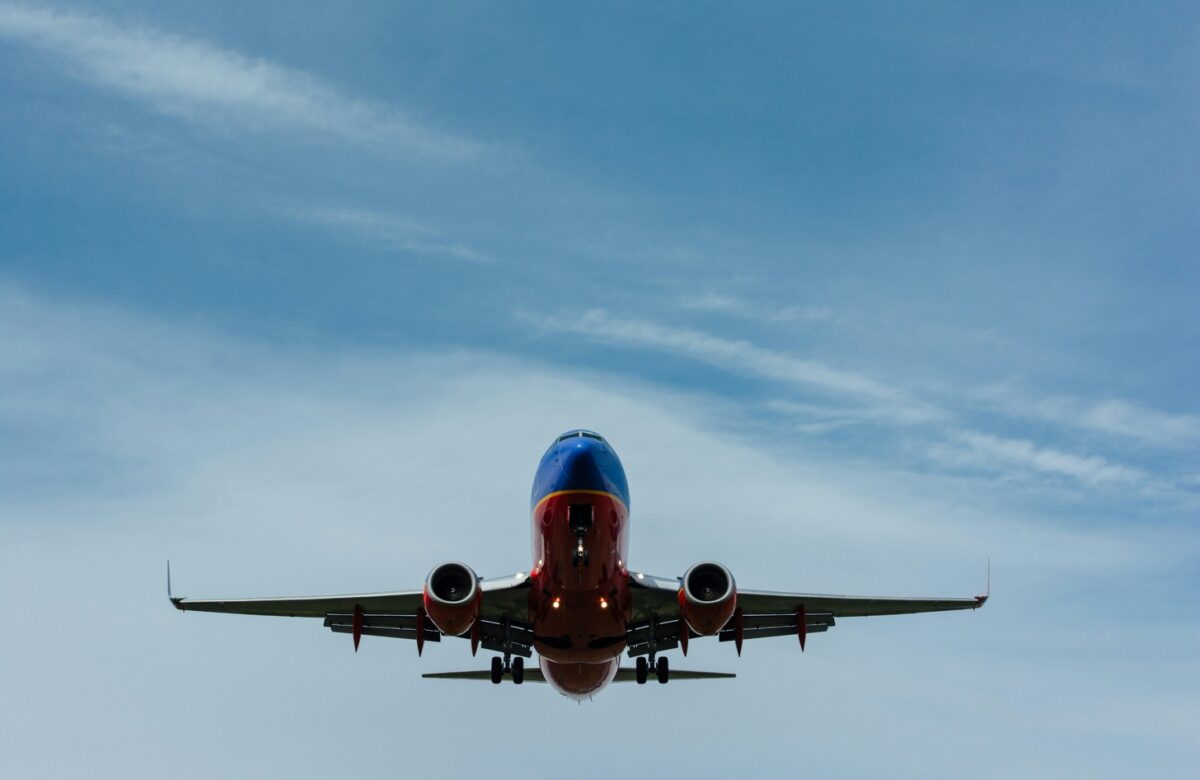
[[527, 431, 632, 698]]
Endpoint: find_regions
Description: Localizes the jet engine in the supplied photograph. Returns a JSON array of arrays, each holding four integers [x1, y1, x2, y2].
[[678, 561, 737, 635], [423, 561, 480, 636]]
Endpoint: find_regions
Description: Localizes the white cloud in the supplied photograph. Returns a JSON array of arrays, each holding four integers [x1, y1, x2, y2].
[[977, 384, 1200, 448], [523, 308, 944, 423], [1038, 396, 1200, 445], [677, 291, 833, 324], [279, 206, 493, 263], [518, 309, 1200, 502], [0, 3, 482, 160], [934, 430, 1152, 489]]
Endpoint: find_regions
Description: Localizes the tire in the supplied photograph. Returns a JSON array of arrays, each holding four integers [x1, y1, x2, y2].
[[490, 656, 503, 684], [656, 655, 669, 684], [635, 656, 648, 685], [512, 656, 524, 685]]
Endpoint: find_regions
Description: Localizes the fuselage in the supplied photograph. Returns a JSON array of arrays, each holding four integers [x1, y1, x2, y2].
[[528, 430, 632, 699]]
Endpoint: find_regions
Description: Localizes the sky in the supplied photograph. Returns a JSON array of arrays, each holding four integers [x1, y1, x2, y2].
[[0, 2, 1197, 777]]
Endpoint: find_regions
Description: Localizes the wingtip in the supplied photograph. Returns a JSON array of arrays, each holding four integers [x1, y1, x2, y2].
[[975, 558, 991, 607], [167, 560, 186, 610]]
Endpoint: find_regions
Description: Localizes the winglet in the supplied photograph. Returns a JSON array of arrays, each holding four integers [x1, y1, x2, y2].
[[974, 558, 990, 608], [167, 560, 185, 610]]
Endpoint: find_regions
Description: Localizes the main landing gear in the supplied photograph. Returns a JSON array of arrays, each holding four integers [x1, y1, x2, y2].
[[635, 615, 671, 685], [489, 619, 524, 685], [490, 655, 525, 684], [635, 654, 669, 684]]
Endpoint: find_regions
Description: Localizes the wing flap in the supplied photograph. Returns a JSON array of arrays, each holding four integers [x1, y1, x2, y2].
[[719, 623, 830, 643], [330, 624, 443, 642]]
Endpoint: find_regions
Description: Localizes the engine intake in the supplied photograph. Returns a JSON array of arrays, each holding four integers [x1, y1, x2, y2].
[[423, 561, 480, 636], [678, 561, 737, 636]]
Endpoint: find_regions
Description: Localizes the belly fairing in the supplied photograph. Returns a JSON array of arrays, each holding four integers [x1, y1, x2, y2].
[[539, 657, 620, 700]]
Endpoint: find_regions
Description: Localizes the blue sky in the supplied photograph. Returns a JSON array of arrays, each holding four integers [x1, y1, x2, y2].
[[1, 2, 1197, 777]]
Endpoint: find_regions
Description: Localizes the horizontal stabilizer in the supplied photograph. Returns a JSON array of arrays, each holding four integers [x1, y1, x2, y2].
[[422, 668, 734, 683], [613, 668, 734, 682], [424, 669, 548, 683]]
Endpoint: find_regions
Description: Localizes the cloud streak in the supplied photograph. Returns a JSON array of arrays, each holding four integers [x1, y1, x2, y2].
[[677, 292, 833, 324], [522, 308, 1200, 498], [279, 207, 493, 263], [525, 308, 943, 423], [935, 431, 1152, 489], [0, 3, 482, 160], [995, 391, 1200, 448]]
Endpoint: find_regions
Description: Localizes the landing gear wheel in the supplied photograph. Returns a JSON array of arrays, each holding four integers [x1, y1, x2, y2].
[[656, 656, 669, 684], [490, 656, 503, 684], [511, 656, 525, 685], [635, 656, 648, 685]]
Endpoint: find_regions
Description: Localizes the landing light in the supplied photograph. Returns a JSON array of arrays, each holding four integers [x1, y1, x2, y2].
[[552, 597, 561, 609], [599, 597, 608, 609]]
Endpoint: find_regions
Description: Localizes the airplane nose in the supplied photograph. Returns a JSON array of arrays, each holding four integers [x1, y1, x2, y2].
[[559, 441, 604, 484], [533, 432, 628, 512]]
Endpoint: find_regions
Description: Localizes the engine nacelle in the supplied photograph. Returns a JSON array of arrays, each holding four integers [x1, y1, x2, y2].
[[423, 561, 480, 636], [678, 561, 737, 636]]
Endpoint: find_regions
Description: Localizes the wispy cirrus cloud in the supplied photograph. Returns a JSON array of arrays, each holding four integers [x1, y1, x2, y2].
[[522, 308, 1200, 499], [677, 292, 833, 324], [279, 206, 493, 264], [523, 308, 943, 423], [0, 3, 482, 160], [931, 431, 1153, 490], [979, 387, 1200, 448]]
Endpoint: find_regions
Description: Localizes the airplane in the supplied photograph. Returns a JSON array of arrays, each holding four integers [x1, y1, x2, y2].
[[169, 429, 987, 700]]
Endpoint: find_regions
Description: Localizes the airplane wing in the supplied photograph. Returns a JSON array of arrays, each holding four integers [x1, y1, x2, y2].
[[169, 568, 535, 657], [626, 571, 986, 656]]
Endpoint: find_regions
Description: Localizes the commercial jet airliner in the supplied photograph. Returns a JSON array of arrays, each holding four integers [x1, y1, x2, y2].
[[170, 430, 987, 700]]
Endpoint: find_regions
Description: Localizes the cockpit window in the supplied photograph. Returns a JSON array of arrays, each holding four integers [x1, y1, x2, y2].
[[556, 430, 606, 443]]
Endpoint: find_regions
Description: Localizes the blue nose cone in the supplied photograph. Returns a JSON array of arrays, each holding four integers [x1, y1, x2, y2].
[[531, 431, 630, 510], [559, 437, 605, 484]]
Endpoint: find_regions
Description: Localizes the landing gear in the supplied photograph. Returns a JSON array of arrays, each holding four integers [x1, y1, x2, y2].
[[635, 655, 669, 684], [490, 649, 524, 685]]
